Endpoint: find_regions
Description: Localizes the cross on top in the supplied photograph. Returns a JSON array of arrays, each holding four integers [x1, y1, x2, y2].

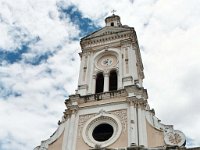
[[111, 10, 116, 15]]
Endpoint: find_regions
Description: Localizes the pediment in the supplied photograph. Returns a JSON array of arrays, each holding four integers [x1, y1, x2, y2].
[[82, 26, 132, 40]]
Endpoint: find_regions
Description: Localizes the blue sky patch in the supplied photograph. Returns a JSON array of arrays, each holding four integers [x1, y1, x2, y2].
[[0, 83, 22, 99], [24, 51, 53, 66], [57, 4, 100, 37], [0, 45, 29, 64], [0, 4, 100, 66], [0, 36, 40, 65]]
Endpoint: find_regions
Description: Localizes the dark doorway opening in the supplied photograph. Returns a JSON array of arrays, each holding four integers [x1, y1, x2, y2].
[[92, 123, 113, 142], [95, 72, 104, 93], [111, 22, 114, 26], [109, 70, 117, 91]]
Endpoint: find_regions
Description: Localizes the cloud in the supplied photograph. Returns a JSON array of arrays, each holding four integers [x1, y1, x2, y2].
[[0, 0, 200, 149], [0, 0, 82, 149], [140, 0, 200, 146]]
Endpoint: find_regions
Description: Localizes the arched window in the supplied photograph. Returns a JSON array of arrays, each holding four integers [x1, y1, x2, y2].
[[95, 72, 104, 93], [111, 22, 114, 26], [109, 70, 117, 91]]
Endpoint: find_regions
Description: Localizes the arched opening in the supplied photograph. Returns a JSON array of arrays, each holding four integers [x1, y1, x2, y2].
[[109, 70, 118, 91], [95, 72, 104, 93], [111, 22, 114, 26]]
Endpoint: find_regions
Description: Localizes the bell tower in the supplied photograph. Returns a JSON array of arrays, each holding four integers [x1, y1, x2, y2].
[[77, 14, 144, 96], [35, 15, 187, 150]]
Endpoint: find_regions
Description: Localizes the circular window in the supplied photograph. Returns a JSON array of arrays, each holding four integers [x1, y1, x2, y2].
[[92, 123, 114, 142], [82, 113, 122, 148]]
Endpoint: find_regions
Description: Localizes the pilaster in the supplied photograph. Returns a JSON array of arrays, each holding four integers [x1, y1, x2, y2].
[[127, 96, 147, 147], [103, 72, 109, 92], [92, 74, 96, 94], [64, 101, 79, 150]]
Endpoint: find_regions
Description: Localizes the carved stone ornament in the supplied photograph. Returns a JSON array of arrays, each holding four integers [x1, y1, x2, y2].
[[96, 54, 118, 69], [164, 130, 186, 146], [78, 114, 96, 138], [110, 109, 127, 133]]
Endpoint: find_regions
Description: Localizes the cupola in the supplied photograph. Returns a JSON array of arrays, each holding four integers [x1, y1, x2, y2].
[[105, 14, 122, 27]]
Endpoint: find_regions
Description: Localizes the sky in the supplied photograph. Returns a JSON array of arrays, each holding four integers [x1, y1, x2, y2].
[[0, 0, 200, 149]]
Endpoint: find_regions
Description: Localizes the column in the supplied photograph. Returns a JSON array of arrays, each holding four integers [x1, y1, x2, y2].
[[137, 106, 144, 146], [129, 101, 138, 146], [129, 104, 136, 145], [62, 118, 70, 150], [118, 51, 123, 89], [88, 52, 94, 94], [83, 54, 88, 83], [134, 104, 139, 145], [137, 104, 147, 147], [141, 108, 148, 146], [78, 54, 85, 85], [103, 72, 109, 92], [131, 46, 138, 81], [92, 74, 96, 94], [71, 114, 79, 150], [67, 112, 76, 150]]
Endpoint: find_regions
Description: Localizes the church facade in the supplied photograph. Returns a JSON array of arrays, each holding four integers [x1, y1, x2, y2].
[[34, 15, 188, 150]]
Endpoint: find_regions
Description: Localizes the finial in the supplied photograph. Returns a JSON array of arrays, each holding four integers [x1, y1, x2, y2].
[[111, 9, 116, 15]]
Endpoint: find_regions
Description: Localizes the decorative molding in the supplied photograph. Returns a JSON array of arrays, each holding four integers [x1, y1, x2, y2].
[[82, 113, 122, 148], [77, 109, 127, 148], [94, 50, 119, 71], [164, 130, 186, 146], [127, 96, 147, 109], [103, 71, 109, 76], [58, 116, 67, 125], [78, 84, 88, 90], [34, 123, 65, 150], [98, 109, 108, 115], [110, 109, 127, 133], [122, 76, 133, 82], [81, 29, 136, 49], [120, 39, 132, 47], [80, 89, 127, 102], [64, 101, 79, 117], [78, 113, 96, 138]]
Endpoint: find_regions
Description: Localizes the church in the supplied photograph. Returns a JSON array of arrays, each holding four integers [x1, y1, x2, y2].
[[34, 14, 189, 150]]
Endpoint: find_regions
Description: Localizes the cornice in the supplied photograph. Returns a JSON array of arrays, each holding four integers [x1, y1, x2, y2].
[[127, 96, 147, 109], [124, 85, 148, 100], [81, 30, 136, 50], [65, 89, 128, 106], [64, 100, 79, 117]]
